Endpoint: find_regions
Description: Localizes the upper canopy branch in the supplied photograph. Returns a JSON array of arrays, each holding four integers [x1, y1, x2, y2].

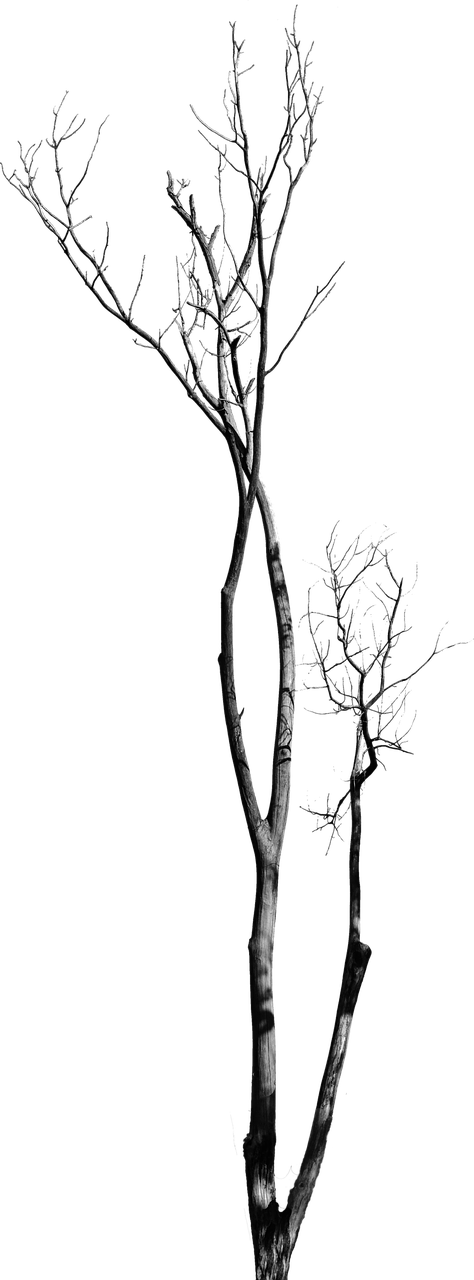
[[160, 8, 345, 488], [2, 16, 341, 468], [1, 109, 232, 435], [190, 9, 330, 288], [266, 261, 344, 375]]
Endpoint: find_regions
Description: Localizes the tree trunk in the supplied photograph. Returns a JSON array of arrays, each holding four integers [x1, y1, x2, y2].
[[242, 727, 371, 1274], [242, 830, 294, 1279], [219, 482, 296, 1272]]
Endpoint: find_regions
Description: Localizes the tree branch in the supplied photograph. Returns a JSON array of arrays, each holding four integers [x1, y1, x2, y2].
[[299, 522, 474, 849], [266, 262, 344, 375]]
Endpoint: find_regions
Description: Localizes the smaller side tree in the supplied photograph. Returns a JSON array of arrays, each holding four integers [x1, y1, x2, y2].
[[270, 526, 456, 1260]]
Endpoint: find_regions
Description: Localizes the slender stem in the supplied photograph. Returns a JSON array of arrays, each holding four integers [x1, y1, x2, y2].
[[286, 757, 371, 1250]]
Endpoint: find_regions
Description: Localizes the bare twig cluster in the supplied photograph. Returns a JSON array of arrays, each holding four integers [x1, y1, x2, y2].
[[160, 6, 345, 514], [0, 90, 137, 320], [1, 13, 342, 474], [302, 526, 457, 851]]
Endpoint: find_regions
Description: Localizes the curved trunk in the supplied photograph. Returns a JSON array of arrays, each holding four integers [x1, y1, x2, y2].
[[217, 474, 296, 1274], [242, 732, 371, 1269]]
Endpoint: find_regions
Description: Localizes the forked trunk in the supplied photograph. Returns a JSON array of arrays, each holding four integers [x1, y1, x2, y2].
[[243, 794, 371, 1279]]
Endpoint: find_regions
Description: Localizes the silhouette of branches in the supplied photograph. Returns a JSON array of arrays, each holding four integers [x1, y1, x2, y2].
[[302, 525, 459, 849]]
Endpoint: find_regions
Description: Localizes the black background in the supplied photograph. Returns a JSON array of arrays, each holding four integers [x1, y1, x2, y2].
[[1, 5, 471, 1274]]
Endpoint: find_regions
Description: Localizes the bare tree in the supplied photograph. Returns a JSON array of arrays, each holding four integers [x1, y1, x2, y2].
[[0, 15, 457, 1280], [298, 530, 456, 1205]]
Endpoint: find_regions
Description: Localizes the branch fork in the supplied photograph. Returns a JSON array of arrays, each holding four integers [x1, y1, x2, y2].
[[303, 528, 457, 849]]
